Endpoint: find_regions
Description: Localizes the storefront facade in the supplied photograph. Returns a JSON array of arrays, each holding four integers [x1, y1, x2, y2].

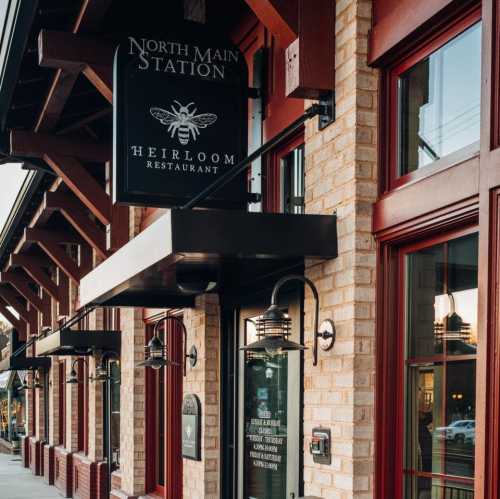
[[0, 1, 496, 499]]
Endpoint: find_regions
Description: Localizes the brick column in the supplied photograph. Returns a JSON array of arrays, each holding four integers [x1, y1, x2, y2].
[[183, 294, 220, 499], [302, 0, 377, 497], [88, 308, 105, 463], [111, 307, 146, 498]]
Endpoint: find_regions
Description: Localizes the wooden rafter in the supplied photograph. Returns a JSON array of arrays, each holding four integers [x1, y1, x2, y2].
[[40, 290, 52, 328], [0, 270, 44, 313], [24, 228, 82, 284], [38, 29, 116, 72], [105, 161, 129, 251], [10, 130, 111, 162], [0, 286, 30, 323], [82, 64, 112, 103], [0, 297, 26, 339], [244, 0, 298, 47], [8, 254, 60, 301], [44, 191, 108, 259], [43, 154, 111, 226], [35, 0, 113, 132]]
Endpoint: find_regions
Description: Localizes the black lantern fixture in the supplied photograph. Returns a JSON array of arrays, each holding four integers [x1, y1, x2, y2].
[[33, 370, 44, 389], [20, 375, 35, 391], [66, 357, 89, 385], [136, 315, 197, 376], [93, 351, 119, 383], [241, 274, 336, 365]]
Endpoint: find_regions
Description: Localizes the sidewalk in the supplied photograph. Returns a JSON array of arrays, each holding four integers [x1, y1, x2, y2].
[[0, 452, 60, 499]]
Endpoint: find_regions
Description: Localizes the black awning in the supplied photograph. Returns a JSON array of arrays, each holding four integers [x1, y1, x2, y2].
[[0, 354, 50, 372], [0, 328, 50, 372], [36, 329, 121, 356], [80, 209, 337, 307]]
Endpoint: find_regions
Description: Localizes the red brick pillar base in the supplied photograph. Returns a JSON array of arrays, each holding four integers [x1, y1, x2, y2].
[[28, 437, 42, 476], [110, 491, 137, 499], [72, 453, 98, 499], [20, 436, 29, 468], [43, 444, 55, 485], [54, 446, 73, 498], [96, 462, 108, 499]]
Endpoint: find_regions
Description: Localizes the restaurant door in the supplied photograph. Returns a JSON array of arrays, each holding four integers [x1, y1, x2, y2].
[[237, 293, 302, 499]]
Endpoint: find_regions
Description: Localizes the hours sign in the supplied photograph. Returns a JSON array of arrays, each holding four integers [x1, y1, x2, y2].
[[113, 24, 248, 207]]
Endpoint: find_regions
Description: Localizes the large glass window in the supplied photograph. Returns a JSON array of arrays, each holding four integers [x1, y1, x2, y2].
[[404, 233, 477, 499], [398, 22, 481, 177]]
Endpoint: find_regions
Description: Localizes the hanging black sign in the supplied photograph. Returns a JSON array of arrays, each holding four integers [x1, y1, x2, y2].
[[113, 24, 248, 207]]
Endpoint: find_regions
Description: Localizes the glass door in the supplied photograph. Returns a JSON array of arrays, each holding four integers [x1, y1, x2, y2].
[[401, 232, 477, 499], [237, 294, 302, 499]]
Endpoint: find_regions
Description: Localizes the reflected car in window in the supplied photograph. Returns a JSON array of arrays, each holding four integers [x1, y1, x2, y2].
[[434, 420, 475, 443]]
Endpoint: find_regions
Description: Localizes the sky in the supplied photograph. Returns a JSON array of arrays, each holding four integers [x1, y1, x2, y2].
[[0, 162, 28, 327]]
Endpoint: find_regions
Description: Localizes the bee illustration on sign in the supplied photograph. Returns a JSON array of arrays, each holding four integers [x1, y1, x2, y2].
[[150, 101, 218, 145]]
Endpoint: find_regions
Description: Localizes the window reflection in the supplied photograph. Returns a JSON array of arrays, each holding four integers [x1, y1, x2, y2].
[[398, 23, 481, 176], [404, 233, 477, 499]]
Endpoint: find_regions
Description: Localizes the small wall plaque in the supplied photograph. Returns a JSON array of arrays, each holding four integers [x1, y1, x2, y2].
[[182, 394, 201, 460]]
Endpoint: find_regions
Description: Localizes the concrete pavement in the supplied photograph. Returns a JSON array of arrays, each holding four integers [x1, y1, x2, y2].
[[0, 452, 60, 499]]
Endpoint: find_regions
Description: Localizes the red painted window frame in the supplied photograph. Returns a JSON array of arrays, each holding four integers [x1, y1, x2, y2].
[[386, 6, 482, 191], [378, 223, 478, 499], [264, 133, 305, 213], [145, 314, 183, 499], [58, 361, 66, 447]]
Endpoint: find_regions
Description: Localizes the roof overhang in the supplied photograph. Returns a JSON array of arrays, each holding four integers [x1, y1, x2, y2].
[[0, 352, 50, 372], [80, 209, 337, 308], [36, 329, 121, 356], [0, 0, 39, 129]]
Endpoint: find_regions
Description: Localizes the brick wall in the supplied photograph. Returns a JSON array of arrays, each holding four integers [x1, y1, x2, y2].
[[113, 307, 147, 497], [49, 358, 60, 447], [183, 294, 221, 499], [73, 452, 98, 499], [302, 0, 377, 498], [54, 445, 73, 498], [43, 443, 55, 485], [29, 436, 41, 476], [88, 308, 105, 463], [21, 435, 29, 467]]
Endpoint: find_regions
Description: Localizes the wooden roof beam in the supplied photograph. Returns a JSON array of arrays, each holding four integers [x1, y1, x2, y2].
[[38, 29, 116, 72], [0, 270, 44, 313], [10, 130, 111, 162], [82, 64, 112, 103], [43, 154, 112, 226], [244, 0, 298, 47], [0, 286, 30, 323], [38, 29, 114, 103], [8, 254, 60, 301], [44, 191, 108, 259], [24, 228, 82, 284], [35, 0, 114, 132], [0, 297, 27, 340]]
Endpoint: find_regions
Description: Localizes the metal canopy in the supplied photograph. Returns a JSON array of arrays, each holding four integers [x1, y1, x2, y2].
[[36, 329, 121, 356], [0, 352, 50, 372], [80, 209, 338, 308]]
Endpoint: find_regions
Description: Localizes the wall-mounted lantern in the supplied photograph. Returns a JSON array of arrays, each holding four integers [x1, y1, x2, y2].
[[136, 316, 197, 376], [66, 357, 89, 385], [67, 351, 119, 384], [240, 274, 335, 365], [20, 369, 44, 391]]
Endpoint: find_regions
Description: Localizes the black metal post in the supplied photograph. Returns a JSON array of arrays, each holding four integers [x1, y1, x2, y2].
[[180, 104, 326, 210]]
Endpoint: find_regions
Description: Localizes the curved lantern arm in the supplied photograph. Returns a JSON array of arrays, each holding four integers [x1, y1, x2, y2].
[[154, 315, 197, 376], [270, 273, 334, 366]]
